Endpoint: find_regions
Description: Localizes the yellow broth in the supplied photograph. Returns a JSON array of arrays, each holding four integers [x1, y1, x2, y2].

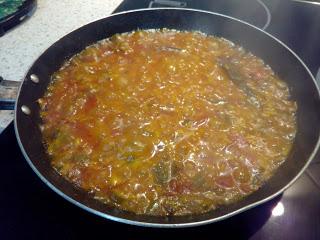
[[39, 29, 297, 216]]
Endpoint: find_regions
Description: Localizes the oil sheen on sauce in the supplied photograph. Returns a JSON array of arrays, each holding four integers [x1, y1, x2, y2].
[[39, 29, 297, 216]]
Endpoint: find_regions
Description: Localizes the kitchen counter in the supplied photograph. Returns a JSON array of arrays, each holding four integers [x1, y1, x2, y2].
[[0, 0, 122, 81], [0, 0, 122, 130]]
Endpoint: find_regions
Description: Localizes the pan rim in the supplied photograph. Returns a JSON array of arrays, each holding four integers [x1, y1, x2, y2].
[[14, 7, 320, 228]]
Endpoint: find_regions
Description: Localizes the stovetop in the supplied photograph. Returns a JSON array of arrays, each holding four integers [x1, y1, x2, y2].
[[1, 1, 320, 239]]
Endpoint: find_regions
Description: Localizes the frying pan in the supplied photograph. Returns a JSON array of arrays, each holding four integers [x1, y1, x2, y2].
[[8, 8, 320, 227]]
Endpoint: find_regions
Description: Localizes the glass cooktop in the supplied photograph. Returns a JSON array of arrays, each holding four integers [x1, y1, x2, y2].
[[1, 1, 320, 239]]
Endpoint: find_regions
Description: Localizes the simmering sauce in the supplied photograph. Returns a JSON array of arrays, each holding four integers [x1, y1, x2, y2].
[[39, 29, 297, 216]]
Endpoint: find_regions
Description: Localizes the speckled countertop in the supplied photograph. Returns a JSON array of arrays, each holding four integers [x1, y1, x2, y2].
[[0, 0, 123, 131]]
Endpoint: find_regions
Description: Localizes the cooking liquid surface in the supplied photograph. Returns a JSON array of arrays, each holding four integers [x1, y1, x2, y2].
[[39, 29, 297, 216]]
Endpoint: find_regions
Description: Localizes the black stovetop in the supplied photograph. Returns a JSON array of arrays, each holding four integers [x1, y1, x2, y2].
[[1, 1, 320, 239]]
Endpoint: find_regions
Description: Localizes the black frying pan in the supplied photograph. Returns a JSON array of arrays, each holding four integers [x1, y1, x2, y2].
[[9, 8, 320, 227]]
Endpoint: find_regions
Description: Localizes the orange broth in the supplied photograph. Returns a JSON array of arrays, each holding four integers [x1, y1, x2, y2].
[[39, 29, 297, 216]]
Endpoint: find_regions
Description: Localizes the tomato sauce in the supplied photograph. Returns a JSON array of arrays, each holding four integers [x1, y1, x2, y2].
[[39, 29, 297, 216]]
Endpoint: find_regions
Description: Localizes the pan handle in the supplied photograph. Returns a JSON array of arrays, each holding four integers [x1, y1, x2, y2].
[[0, 98, 16, 110], [0, 76, 20, 110]]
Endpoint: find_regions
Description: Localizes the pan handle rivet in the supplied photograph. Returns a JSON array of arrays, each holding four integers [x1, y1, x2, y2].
[[30, 74, 39, 83], [21, 105, 31, 115]]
